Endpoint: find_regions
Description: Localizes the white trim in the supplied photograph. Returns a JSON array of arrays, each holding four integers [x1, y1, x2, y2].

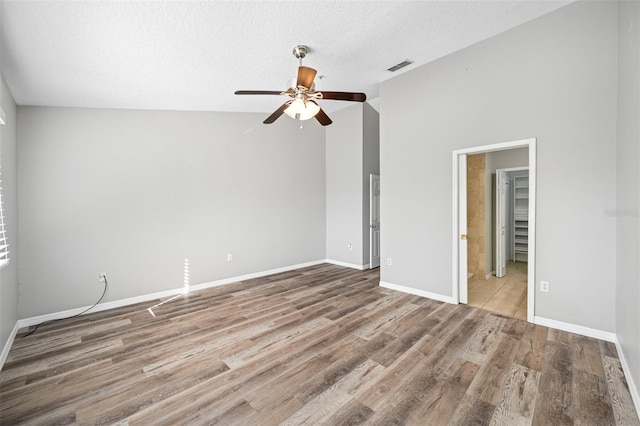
[[451, 152, 459, 303], [187, 259, 328, 291], [452, 138, 536, 324], [452, 138, 534, 156], [379, 281, 457, 304], [485, 271, 495, 280], [495, 166, 529, 173], [453, 153, 466, 304], [15, 259, 327, 329], [0, 107, 6, 125], [615, 337, 640, 417], [0, 322, 19, 371], [534, 316, 616, 342], [527, 140, 537, 323], [325, 259, 370, 270]]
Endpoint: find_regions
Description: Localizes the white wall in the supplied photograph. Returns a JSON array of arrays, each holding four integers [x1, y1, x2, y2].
[[380, 1, 617, 332], [17, 107, 326, 318], [616, 0, 640, 410], [0, 75, 18, 354]]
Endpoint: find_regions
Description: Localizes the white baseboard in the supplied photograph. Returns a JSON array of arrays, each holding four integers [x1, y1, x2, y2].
[[0, 322, 20, 371], [1, 259, 367, 372], [17, 288, 185, 329], [188, 259, 327, 292], [379, 281, 457, 304], [615, 337, 640, 418], [486, 271, 495, 280], [14, 259, 327, 330], [3, 259, 327, 372], [325, 259, 370, 270], [533, 316, 616, 342]]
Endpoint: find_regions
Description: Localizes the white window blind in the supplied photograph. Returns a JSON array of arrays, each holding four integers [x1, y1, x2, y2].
[[0, 165, 8, 269]]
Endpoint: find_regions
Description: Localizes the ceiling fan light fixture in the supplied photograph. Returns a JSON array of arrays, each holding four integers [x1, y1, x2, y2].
[[284, 99, 320, 121], [286, 77, 314, 91], [235, 44, 365, 126]]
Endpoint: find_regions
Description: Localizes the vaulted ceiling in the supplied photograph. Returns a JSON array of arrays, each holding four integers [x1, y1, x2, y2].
[[1, 1, 572, 114]]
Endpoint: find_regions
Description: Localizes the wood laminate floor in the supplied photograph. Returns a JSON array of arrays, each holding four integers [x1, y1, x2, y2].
[[1, 264, 638, 425], [468, 262, 528, 320]]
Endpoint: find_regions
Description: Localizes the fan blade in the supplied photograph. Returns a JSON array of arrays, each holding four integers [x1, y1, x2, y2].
[[296, 66, 317, 89], [319, 91, 366, 102], [314, 108, 333, 126], [235, 90, 283, 96], [263, 102, 291, 124]]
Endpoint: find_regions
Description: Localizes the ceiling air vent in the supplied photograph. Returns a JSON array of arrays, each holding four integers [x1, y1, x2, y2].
[[387, 59, 414, 72]]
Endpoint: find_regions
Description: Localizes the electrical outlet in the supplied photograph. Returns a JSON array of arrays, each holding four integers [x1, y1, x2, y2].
[[227, 254, 233, 262], [540, 281, 549, 292], [98, 273, 107, 283], [386, 258, 392, 266], [347, 243, 352, 250]]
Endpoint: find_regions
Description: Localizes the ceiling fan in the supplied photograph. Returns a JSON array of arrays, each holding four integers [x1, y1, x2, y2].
[[234, 45, 366, 126]]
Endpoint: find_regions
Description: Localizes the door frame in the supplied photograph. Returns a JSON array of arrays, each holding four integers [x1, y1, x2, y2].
[[452, 138, 536, 323], [457, 154, 468, 303]]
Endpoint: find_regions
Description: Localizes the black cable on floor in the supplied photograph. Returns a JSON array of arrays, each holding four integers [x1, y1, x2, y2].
[[23, 276, 108, 338]]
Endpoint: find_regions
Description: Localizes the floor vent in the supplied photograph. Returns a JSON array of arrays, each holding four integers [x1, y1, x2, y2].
[[387, 59, 414, 72]]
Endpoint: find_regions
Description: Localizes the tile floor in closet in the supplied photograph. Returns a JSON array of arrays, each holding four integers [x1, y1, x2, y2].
[[468, 261, 527, 320]]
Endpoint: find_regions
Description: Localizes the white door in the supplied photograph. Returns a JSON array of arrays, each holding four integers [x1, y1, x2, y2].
[[369, 174, 380, 269], [495, 170, 509, 278], [458, 155, 468, 303]]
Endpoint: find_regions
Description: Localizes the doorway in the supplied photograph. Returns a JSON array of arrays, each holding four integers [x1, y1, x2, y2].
[[369, 174, 380, 269], [471, 166, 529, 319], [452, 138, 536, 323]]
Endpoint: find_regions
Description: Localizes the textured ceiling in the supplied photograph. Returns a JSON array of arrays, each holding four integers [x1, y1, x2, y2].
[[1, 1, 572, 114]]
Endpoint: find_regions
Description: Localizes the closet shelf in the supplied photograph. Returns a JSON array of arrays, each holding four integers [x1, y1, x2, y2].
[[512, 174, 529, 262]]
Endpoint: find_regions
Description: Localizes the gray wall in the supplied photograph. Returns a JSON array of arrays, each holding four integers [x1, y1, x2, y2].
[[17, 107, 326, 318], [326, 104, 364, 265], [616, 0, 640, 408], [0, 75, 18, 352], [362, 103, 380, 263], [325, 103, 380, 267], [380, 1, 617, 331]]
